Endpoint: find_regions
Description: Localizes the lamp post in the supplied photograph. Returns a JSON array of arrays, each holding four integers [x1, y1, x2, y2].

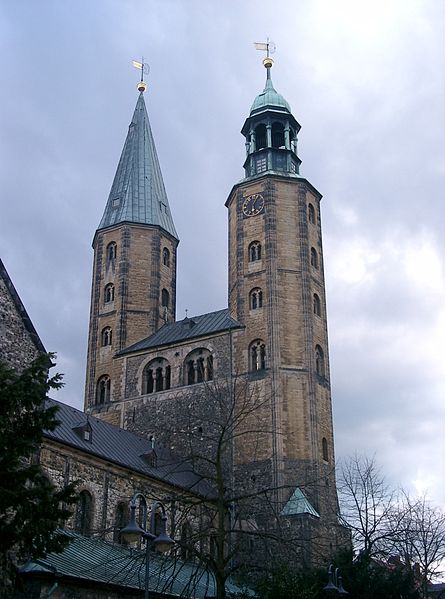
[[323, 564, 348, 596], [120, 493, 175, 599]]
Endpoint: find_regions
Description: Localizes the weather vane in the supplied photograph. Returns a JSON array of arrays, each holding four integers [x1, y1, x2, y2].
[[254, 38, 276, 69], [132, 57, 150, 92]]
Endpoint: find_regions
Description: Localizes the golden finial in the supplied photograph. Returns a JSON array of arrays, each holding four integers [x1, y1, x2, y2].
[[254, 39, 276, 69], [132, 58, 150, 92]]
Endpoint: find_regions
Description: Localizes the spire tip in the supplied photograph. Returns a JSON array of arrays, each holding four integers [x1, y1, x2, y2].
[[132, 58, 149, 93]]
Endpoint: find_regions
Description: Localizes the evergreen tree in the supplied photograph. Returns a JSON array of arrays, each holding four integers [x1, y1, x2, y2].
[[0, 354, 77, 593]]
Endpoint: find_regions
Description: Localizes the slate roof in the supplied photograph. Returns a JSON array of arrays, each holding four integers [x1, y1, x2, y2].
[[280, 487, 320, 518], [98, 92, 178, 240], [45, 398, 212, 497], [120, 308, 243, 355], [21, 531, 248, 598]]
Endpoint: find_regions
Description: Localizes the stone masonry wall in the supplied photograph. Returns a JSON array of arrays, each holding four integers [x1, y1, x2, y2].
[[0, 261, 44, 371], [40, 439, 205, 544]]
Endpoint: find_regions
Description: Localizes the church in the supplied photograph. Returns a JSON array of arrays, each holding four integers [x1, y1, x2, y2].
[[1, 54, 347, 596], [84, 52, 344, 558]]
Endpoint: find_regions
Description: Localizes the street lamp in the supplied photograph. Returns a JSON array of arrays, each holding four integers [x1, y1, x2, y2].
[[323, 564, 348, 595], [120, 493, 175, 599]]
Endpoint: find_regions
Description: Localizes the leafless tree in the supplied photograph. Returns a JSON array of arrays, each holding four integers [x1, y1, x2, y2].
[[390, 493, 445, 598], [337, 454, 404, 559], [147, 374, 316, 599], [338, 455, 445, 599]]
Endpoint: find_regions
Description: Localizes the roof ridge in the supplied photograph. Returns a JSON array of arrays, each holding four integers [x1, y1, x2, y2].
[[119, 307, 243, 355]]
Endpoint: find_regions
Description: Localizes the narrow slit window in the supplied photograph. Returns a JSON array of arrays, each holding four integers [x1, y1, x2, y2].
[[313, 294, 321, 316], [310, 247, 318, 269]]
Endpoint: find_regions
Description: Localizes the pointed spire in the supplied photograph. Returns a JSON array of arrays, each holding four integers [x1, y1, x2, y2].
[[98, 92, 178, 240]]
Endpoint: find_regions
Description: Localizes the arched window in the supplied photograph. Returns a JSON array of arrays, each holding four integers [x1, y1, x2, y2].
[[184, 348, 214, 386], [187, 360, 195, 386], [210, 534, 217, 559], [101, 327, 112, 347], [114, 502, 128, 542], [308, 203, 315, 224], [161, 288, 170, 308], [181, 522, 194, 561], [249, 288, 263, 310], [248, 241, 262, 262], [322, 437, 329, 462], [197, 357, 205, 383], [162, 247, 170, 267], [271, 122, 285, 148], [289, 127, 296, 149], [142, 358, 171, 395], [152, 508, 163, 537], [96, 375, 111, 404], [106, 242, 117, 262], [137, 496, 147, 528], [207, 355, 213, 380], [315, 345, 325, 378], [250, 340, 266, 372], [255, 124, 267, 150], [313, 294, 321, 316], [310, 247, 318, 269], [104, 283, 115, 303], [76, 490, 93, 536]]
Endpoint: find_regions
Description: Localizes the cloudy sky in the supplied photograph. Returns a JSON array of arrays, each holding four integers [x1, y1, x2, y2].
[[1, 1, 444, 504]]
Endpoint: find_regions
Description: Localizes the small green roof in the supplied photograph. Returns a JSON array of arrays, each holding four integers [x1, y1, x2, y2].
[[280, 487, 320, 518], [98, 92, 178, 240], [22, 531, 249, 597], [250, 69, 291, 116]]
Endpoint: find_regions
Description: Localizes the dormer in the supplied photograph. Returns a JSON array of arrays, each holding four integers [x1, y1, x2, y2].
[[72, 420, 93, 443]]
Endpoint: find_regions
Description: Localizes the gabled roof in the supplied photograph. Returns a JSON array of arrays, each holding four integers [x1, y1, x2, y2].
[[98, 92, 178, 240], [22, 531, 248, 598], [45, 398, 212, 497], [280, 487, 320, 518], [0, 258, 46, 354], [120, 308, 243, 355]]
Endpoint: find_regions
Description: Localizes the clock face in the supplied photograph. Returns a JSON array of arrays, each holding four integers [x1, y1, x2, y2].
[[242, 193, 265, 217]]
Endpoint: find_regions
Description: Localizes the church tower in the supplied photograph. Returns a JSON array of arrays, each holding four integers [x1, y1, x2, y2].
[[226, 55, 338, 526], [84, 80, 178, 409]]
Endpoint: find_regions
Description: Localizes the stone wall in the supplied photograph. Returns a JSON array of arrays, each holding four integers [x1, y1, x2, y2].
[[85, 223, 179, 410], [40, 438, 206, 544], [0, 259, 44, 371]]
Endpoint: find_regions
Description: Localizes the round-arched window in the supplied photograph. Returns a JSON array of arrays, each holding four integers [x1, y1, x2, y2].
[[249, 340, 266, 372], [184, 348, 214, 386]]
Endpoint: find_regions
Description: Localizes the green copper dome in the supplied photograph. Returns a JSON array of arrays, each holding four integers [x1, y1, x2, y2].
[[250, 70, 291, 116]]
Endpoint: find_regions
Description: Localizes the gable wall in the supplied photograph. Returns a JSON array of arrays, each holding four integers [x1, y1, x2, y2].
[[0, 262, 44, 371]]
